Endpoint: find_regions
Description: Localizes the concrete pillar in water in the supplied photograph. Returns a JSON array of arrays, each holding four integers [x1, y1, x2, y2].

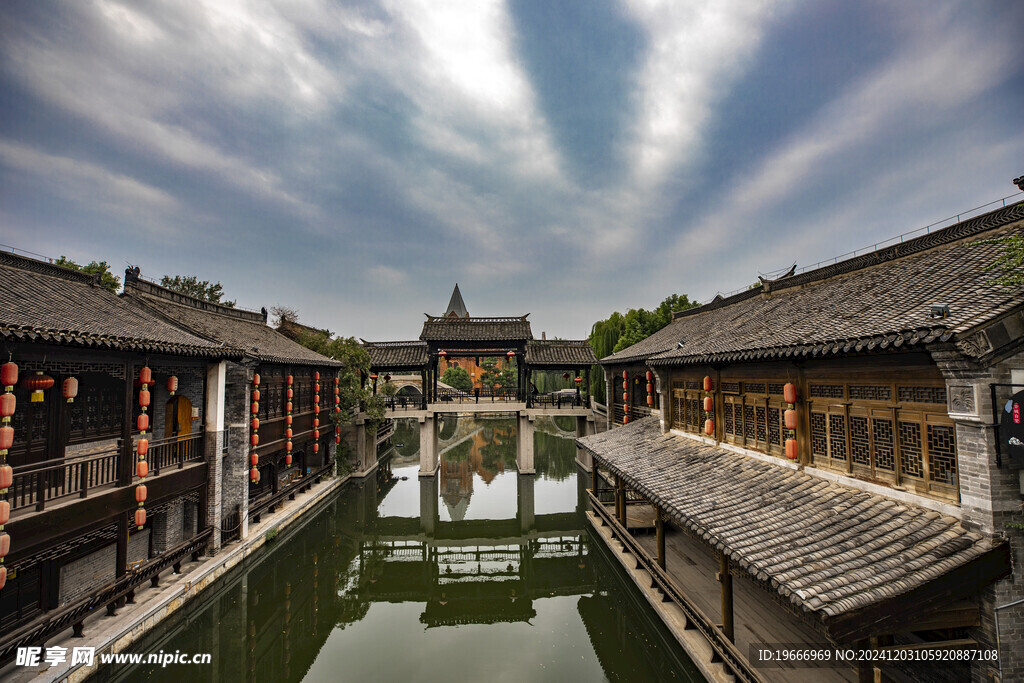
[[419, 475, 438, 535], [575, 415, 594, 472], [517, 412, 535, 474], [418, 413, 438, 476], [517, 474, 535, 532]]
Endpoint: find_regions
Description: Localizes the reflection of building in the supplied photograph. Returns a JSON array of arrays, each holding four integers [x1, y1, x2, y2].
[[438, 426, 513, 519]]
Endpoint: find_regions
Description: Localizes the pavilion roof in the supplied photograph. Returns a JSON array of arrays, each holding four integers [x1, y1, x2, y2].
[[603, 200, 1024, 366], [0, 252, 238, 359], [122, 272, 339, 367], [525, 340, 597, 367], [578, 417, 1011, 641], [419, 315, 533, 343], [363, 340, 429, 369]]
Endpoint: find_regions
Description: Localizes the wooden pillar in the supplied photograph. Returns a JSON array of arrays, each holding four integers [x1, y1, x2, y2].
[[591, 462, 598, 492], [655, 506, 666, 570], [720, 552, 734, 642], [615, 474, 626, 526], [420, 368, 427, 410]]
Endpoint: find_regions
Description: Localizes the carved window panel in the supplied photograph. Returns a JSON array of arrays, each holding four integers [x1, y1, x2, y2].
[[898, 420, 923, 479]]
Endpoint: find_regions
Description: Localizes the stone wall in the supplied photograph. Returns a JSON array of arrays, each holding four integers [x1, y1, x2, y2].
[[222, 362, 252, 540]]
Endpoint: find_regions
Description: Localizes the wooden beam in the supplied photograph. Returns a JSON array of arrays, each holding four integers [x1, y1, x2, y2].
[[904, 603, 980, 631], [655, 506, 666, 570], [719, 552, 734, 642]]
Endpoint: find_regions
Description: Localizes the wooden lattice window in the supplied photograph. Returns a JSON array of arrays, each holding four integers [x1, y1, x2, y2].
[[808, 380, 957, 502], [671, 381, 701, 434], [721, 380, 788, 457]]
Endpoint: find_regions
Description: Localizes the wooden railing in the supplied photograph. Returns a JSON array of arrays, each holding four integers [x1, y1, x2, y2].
[[376, 420, 395, 444], [10, 448, 120, 512], [148, 432, 204, 475], [531, 392, 583, 408]]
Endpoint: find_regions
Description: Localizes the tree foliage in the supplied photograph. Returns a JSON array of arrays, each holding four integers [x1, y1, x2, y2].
[[160, 274, 236, 307], [985, 236, 1024, 287], [55, 256, 121, 294], [587, 293, 698, 402], [480, 360, 517, 390], [296, 331, 385, 430], [440, 366, 473, 393]]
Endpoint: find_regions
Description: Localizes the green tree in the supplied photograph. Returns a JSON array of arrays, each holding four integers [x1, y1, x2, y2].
[[441, 366, 473, 393], [54, 256, 121, 294], [295, 331, 385, 431], [160, 274, 236, 307]]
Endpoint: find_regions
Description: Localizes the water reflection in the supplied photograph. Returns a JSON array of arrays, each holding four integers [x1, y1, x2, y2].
[[95, 415, 702, 682]]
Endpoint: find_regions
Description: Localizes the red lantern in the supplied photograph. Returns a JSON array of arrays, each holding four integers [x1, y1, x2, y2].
[[0, 426, 12, 451], [22, 372, 54, 402], [287, 388, 293, 399], [623, 415, 629, 424], [704, 419, 715, 435], [506, 351, 515, 359], [136, 438, 148, 456], [0, 392, 14, 417], [135, 509, 147, 528], [251, 434, 259, 447], [622, 392, 628, 402], [647, 395, 654, 406], [315, 383, 320, 393], [286, 375, 293, 386], [384, 374, 391, 382], [314, 371, 320, 381], [783, 383, 798, 405], [334, 396, 340, 405], [314, 394, 320, 404], [167, 375, 178, 395], [704, 396, 713, 412], [137, 414, 149, 432], [313, 443, 320, 453], [1, 362, 18, 388], [286, 415, 293, 426], [313, 418, 319, 428], [314, 430, 320, 439], [0, 533, 9, 558], [286, 428, 293, 439], [334, 377, 339, 386], [314, 405, 320, 414], [622, 381, 627, 391], [438, 350, 447, 359], [251, 453, 260, 466], [62, 377, 79, 403], [253, 373, 260, 386], [0, 465, 11, 489], [369, 374, 378, 381], [135, 484, 147, 503], [0, 500, 9, 526], [784, 409, 798, 430], [286, 441, 293, 452], [622, 370, 627, 380], [0, 566, 6, 591], [646, 371, 653, 382], [139, 367, 152, 385], [623, 404, 630, 412], [251, 389, 260, 402], [703, 376, 713, 392], [286, 454, 292, 465], [575, 376, 582, 384], [336, 436, 341, 444], [251, 417, 259, 431], [139, 389, 151, 407], [562, 373, 570, 379], [251, 467, 260, 483], [251, 401, 259, 414], [136, 461, 148, 478], [286, 402, 292, 413], [647, 383, 654, 393], [785, 439, 798, 460]]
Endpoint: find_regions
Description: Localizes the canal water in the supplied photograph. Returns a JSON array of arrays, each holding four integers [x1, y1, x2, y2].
[[94, 415, 703, 682]]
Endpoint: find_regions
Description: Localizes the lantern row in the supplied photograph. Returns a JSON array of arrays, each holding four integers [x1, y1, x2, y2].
[[135, 366, 152, 529], [0, 361, 18, 591]]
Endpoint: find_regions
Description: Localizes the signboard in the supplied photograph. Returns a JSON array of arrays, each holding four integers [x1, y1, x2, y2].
[[1000, 390, 1024, 468]]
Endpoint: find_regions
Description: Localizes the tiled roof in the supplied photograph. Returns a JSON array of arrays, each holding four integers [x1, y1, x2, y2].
[[0, 252, 237, 358], [420, 315, 533, 342], [364, 341, 429, 369], [578, 418, 1010, 639], [604, 201, 1024, 365], [122, 273, 339, 367], [525, 340, 597, 366]]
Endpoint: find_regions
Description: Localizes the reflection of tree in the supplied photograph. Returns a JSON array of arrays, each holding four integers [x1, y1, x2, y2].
[[438, 415, 458, 441], [479, 418, 517, 472], [393, 419, 418, 458], [534, 431, 576, 481]]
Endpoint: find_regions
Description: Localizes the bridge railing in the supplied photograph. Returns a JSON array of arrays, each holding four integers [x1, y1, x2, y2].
[[531, 392, 583, 409]]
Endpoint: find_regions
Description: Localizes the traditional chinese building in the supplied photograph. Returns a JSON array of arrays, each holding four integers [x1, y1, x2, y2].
[[580, 199, 1024, 682]]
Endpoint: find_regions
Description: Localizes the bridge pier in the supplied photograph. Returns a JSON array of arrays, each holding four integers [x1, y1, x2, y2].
[[575, 415, 595, 471], [419, 476, 439, 535], [517, 413, 535, 475], [518, 474, 535, 532], [418, 413, 439, 477]]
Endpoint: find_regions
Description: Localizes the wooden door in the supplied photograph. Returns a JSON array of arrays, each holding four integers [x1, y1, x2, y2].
[[165, 395, 193, 438]]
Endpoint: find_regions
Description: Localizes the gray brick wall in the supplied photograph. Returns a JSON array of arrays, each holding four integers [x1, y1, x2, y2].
[[58, 544, 115, 606], [128, 528, 150, 566], [223, 362, 252, 539], [151, 499, 184, 553]]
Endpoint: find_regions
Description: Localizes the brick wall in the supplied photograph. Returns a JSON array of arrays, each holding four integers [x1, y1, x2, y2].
[[58, 544, 115, 606], [151, 499, 184, 553], [222, 362, 251, 539]]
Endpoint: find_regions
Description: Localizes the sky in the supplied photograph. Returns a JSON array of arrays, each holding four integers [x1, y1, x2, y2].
[[1, 1, 1023, 342]]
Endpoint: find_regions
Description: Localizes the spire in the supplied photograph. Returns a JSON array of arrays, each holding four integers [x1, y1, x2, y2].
[[445, 283, 469, 318]]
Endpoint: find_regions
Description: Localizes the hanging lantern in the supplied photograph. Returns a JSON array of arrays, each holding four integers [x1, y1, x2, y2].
[[623, 415, 629, 424], [506, 351, 515, 360], [250, 434, 259, 447], [1, 362, 18, 389], [704, 396, 714, 412], [136, 461, 148, 478], [369, 374, 378, 382], [313, 418, 319, 428], [622, 370, 628, 380], [166, 375, 178, 395], [334, 396, 340, 405], [62, 377, 79, 403], [623, 404, 630, 412], [139, 388, 151, 407], [251, 417, 259, 431], [286, 441, 293, 452], [286, 454, 292, 466], [251, 453, 260, 466], [313, 443, 320, 453], [0, 465, 11, 489], [334, 377, 339, 386], [253, 373, 260, 386], [0, 393, 13, 418], [336, 436, 341, 445], [622, 381, 628, 391], [286, 428, 293, 439], [784, 409, 798, 430], [22, 372, 54, 402], [0, 427, 12, 451], [139, 366, 152, 386], [574, 376, 582, 385], [703, 376, 713, 392], [704, 419, 715, 435], [314, 371, 320, 381], [0, 533, 11, 558], [646, 371, 653, 382], [251, 401, 259, 414], [0, 500, 9, 526], [647, 394, 654, 406], [562, 373, 570, 380], [251, 389, 260, 402], [314, 394, 320, 404], [384, 374, 391, 382], [647, 382, 654, 393], [314, 405, 320, 414], [286, 415, 293, 426], [623, 392, 628, 402], [251, 467, 259, 483], [783, 383, 798, 405], [286, 375, 293, 386], [314, 430, 320, 439], [438, 350, 447, 359], [785, 439, 798, 460], [286, 402, 292, 413], [136, 438, 149, 456], [135, 508, 147, 528], [287, 388, 293, 399], [137, 414, 149, 432], [135, 485, 147, 503]]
